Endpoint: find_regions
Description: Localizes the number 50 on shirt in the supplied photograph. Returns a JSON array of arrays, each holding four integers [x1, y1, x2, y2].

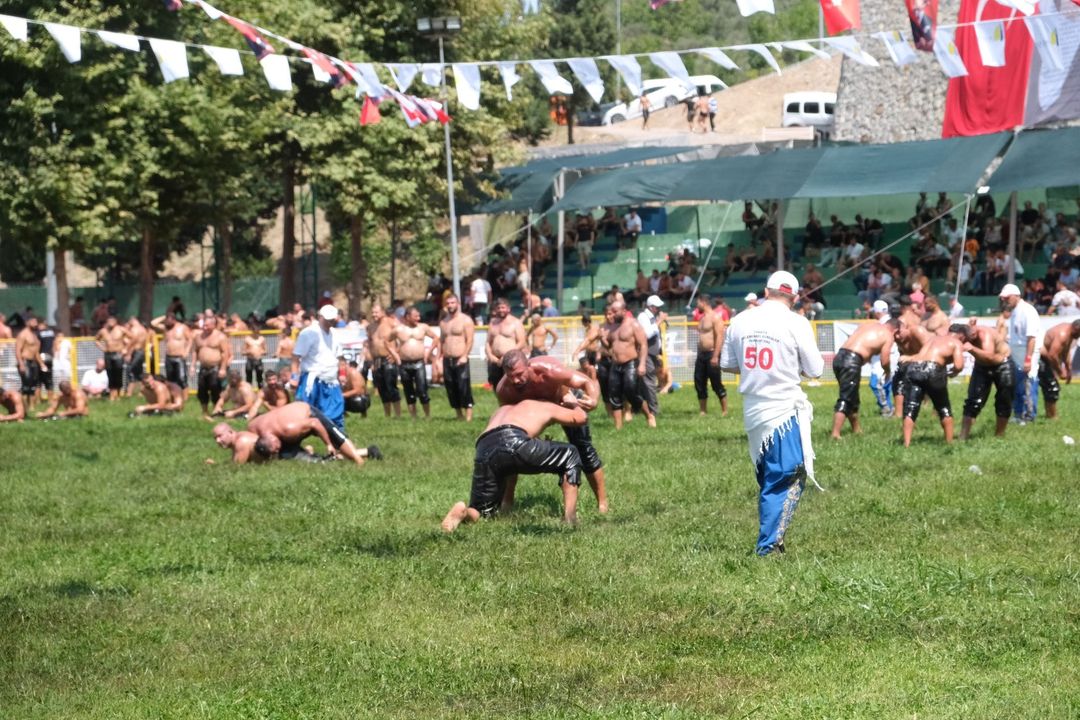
[[744, 345, 774, 370]]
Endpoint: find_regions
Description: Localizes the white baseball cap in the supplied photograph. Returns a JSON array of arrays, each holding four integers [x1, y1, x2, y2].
[[744, 292, 758, 303], [999, 283, 1021, 297], [766, 270, 800, 295], [646, 295, 664, 308], [318, 304, 340, 320], [872, 300, 890, 315]]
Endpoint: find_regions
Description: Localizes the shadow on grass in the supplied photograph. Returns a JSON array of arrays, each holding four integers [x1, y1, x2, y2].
[[341, 531, 443, 558], [70, 451, 101, 462], [137, 562, 209, 578], [50, 580, 132, 599]]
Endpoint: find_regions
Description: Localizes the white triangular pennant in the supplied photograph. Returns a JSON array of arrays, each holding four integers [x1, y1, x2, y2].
[[781, 41, 830, 60], [994, 0, 1037, 15], [974, 20, 1007, 68], [149, 38, 189, 83], [388, 63, 419, 92], [308, 58, 331, 83], [1024, 14, 1064, 72], [203, 45, 244, 76], [874, 30, 918, 67], [260, 54, 292, 92], [354, 63, 385, 98], [735, 0, 775, 17], [933, 27, 968, 78], [603, 55, 643, 96], [698, 47, 739, 71], [44, 23, 81, 63], [497, 62, 521, 100], [824, 36, 880, 67], [733, 44, 781, 75], [452, 63, 482, 110], [420, 63, 442, 87], [567, 57, 605, 103], [529, 60, 573, 95], [97, 30, 141, 52], [194, 0, 224, 20], [648, 51, 695, 92], [0, 14, 28, 41]]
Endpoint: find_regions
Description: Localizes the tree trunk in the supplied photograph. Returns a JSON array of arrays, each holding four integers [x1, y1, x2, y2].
[[55, 247, 71, 334], [280, 160, 296, 310], [218, 222, 233, 315], [349, 213, 366, 318], [139, 227, 155, 322], [566, 102, 576, 145]]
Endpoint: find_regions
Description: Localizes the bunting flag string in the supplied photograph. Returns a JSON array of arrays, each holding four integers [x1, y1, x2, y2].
[[2, 4, 1080, 129]]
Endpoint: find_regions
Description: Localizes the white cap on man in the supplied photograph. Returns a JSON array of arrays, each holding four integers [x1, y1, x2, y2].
[[646, 295, 664, 308], [999, 283, 1021, 297], [872, 300, 890, 316], [318, 304, 339, 321], [744, 292, 758, 303], [765, 270, 800, 296]]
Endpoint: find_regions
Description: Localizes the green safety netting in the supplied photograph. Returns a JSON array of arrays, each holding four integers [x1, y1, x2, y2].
[[983, 127, 1080, 193]]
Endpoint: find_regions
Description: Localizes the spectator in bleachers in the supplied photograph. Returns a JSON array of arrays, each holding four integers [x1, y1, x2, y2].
[[916, 238, 951, 278], [629, 270, 650, 304], [648, 269, 662, 296], [657, 271, 673, 300], [983, 217, 1004, 251], [942, 218, 964, 254], [670, 271, 694, 302], [742, 202, 764, 240], [1050, 279, 1080, 316], [597, 207, 620, 237], [803, 212, 825, 258], [860, 265, 890, 304], [90, 299, 109, 332], [935, 192, 954, 220], [837, 234, 866, 273], [910, 192, 929, 230], [974, 192, 995, 223], [945, 252, 973, 295], [619, 209, 642, 249], [802, 264, 825, 305]]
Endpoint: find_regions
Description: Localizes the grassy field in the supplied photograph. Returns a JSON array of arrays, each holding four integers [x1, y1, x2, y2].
[[1, 384, 1078, 719]]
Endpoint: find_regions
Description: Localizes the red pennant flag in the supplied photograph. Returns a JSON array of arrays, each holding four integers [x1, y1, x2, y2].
[[905, 0, 938, 52], [302, 48, 347, 89], [820, 0, 861, 35], [359, 96, 382, 126], [223, 16, 274, 60]]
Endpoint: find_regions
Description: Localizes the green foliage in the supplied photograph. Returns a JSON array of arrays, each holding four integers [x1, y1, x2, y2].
[[1, 386, 1078, 717]]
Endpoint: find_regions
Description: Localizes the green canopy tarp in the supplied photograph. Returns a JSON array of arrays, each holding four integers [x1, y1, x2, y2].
[[470, 145, 696, 214], [985, 128, 1080, 193], [793, 132, 1010, 198]]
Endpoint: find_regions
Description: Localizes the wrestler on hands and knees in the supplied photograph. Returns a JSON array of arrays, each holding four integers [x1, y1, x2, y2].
[[218, 401, 381, 466], [211, 370, 258, 420], [131, 375, 186, 416], [496, 348, 609, 514], [247, 370, 290, 418], [441, 399, 587, 533], [0, 387, 27, 422], [439, 293, 476, 421], [829, 308, 895, 439], [36, 381, 89, 420], [950, 321, 1013, 439], [720, 271, 824, 557], [1039, 319, 1080, 419], [895, 320, 964, 447]]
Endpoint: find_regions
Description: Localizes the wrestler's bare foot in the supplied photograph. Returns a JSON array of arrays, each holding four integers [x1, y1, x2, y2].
[[597, 501, 609, 514], [442, 502, 468, 532], [646, 414, 657, 428], [699, 411, 707, 417], [562, 511, 579, 527]]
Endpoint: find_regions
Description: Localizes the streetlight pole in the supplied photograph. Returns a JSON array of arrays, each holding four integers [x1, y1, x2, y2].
[[419, 16, 464, 300]]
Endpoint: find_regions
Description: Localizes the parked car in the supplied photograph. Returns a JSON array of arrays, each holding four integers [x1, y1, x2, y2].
[[601, 75, 727, 125], [577, 101, 621, 126], [781, 92, 837, 135]]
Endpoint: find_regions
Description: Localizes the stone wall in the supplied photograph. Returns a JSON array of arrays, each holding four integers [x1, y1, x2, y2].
[[833, 0, 961, 143]]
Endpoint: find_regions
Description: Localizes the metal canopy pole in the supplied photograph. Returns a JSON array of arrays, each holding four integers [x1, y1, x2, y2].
[[440, 35, 462, 299], [775, 200, 786, 270], [955, 194, 973, 304], [1008, 191, 1018, 284], [555, 171, 565, 311]]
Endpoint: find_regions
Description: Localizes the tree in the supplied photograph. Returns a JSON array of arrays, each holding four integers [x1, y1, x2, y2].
[[546, 0, 615, 144]]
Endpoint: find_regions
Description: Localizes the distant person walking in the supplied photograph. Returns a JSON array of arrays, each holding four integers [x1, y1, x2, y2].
[[640, 93, 651, 129]]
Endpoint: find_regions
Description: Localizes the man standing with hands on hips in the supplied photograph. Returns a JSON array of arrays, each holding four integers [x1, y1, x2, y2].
[[721, 271, 824, 557], [635, 295, 665, 427], [999, 283, 1041, 423], [291, 304, 346, 430]]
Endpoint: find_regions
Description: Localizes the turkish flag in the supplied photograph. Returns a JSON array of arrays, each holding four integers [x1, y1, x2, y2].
[[359, 96, 381, 126], [941, 0, 1032, 137], [820, 0, 861, 35]]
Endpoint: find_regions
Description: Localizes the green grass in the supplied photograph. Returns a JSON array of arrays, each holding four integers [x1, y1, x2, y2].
[[2, 385, 1078, 718]]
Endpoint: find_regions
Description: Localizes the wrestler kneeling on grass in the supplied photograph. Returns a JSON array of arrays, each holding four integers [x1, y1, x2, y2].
[[441, 399, 587, 533], [130, 375, 186, 416], [213, 401, 381, 465]]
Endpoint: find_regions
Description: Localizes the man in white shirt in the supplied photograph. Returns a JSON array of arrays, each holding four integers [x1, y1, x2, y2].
[[81, 358, 110, 398], [635, 295, 665, 425], [291, 304, 346, 430], [999, 283, 1041, 422], [720, 271, 824, 556], [1050, 280, 1080, 317], [469, 275, 492, 324], [620, 209, 643, 249], [948, 297, 965, 319]]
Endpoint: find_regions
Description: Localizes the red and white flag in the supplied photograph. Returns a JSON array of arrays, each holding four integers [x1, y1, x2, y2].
[[820, 0, 861, 35], [905, 0, 939, 52]]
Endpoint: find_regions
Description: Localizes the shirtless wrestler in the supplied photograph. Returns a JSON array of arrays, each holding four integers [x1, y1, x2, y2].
[[441, 399, 588, 533], [439, 294, 475, 421], [830, 317, 895, 438], [497, 348, 609, 514], [394, 307, 438, 419], [484, 297, 526, 389]]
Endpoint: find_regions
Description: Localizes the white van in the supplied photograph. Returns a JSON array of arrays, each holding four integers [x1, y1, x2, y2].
[[602, 75, 727, 125], [781, 92, 836, 134]]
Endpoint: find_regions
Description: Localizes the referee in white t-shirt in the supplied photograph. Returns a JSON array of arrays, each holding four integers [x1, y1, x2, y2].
[[291, 304, 346, 430]]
